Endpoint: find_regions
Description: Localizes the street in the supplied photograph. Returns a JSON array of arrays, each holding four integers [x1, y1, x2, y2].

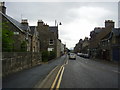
[[2, 55, 119, 89], [60, 55, 119, 88]]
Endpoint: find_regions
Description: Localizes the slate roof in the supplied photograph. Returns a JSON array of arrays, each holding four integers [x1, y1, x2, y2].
[[101, 28, 120, 41], [30, 26, 35, 35], [49, 26, 58, 33], [1, 11, 31, 35]]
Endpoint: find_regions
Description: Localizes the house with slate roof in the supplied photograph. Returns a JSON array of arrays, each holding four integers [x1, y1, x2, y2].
[[1, 2, 65, 58], [99, 28, 120, 61], [36, 20, 58, 56], [1, 2, 32, 52], [89, 20, 120, 61], [36, 20, 64, 58]]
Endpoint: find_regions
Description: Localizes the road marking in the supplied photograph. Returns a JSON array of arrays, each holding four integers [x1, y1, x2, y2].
[[50, 56, 67, 90], [50, 65, 63, 90], [34, 65, 58, 88], [65, 59, 68, 65], [56, 66, 65, 89], [112, 70, 120, 74]]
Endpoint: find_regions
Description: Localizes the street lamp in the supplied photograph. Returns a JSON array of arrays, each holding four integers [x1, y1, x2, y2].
[[55, 20, 62, 26]]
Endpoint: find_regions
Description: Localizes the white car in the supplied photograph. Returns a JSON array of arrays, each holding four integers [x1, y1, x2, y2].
[[77, 53, 83, 56], [69, 53, 76, 60]]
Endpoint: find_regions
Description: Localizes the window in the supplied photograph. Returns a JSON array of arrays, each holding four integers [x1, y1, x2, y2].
[[48, 48, 54, 51], [14, 32, 19, 35], [49, 39, 54, 45]]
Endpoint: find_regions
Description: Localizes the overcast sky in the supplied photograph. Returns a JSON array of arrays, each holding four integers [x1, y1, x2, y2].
[[5, 2, 118, 49]]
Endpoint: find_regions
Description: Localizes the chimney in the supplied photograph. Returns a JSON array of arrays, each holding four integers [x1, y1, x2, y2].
[[84, 37, 89, 41], [37, 20, 44, 26], [21, 19, 28, 25], [0, 2, 6, 14], [43, 23, 49, 31], [105, 20, 114, 28]]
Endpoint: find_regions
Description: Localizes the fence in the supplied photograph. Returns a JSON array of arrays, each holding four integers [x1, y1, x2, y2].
[[2, 52, 42, 77]]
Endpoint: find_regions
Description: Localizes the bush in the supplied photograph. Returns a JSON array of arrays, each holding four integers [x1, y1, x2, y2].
[[42, 51, 56, 62], [48, 51, 56, 60], [42, 51, 49, 62]]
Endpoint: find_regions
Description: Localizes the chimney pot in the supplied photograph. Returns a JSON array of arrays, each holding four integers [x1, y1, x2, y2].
[[21, 19, 28, 25]]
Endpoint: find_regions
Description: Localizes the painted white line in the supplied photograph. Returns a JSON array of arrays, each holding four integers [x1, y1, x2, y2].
[[112, 70, 120, 74]]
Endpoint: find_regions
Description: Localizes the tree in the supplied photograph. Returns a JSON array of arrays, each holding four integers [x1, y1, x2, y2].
[[2, 22, 14, 52]]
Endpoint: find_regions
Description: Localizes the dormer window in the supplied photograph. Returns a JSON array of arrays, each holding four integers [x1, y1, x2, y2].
[[49, 39, 54, 45]]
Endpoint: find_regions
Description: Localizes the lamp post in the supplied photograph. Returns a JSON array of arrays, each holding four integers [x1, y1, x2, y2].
[[55, 20, 62, 26]]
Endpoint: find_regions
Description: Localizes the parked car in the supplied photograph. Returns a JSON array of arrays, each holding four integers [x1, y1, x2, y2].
[[83, 54, 89, 58], [78, 53, 89, 58], [77, 53, 83, 56], [77, 53, 80, 56], [69, 53, 76, 60]]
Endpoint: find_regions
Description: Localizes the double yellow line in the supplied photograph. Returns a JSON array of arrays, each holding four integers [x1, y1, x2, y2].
[[50, 65, 65, 90], [50, 57, 68, 90]]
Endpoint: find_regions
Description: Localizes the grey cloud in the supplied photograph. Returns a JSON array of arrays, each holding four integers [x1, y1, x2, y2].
[[6, 2, 117, 23]]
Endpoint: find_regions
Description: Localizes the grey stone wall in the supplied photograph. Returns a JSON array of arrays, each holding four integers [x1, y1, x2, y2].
[[2, 52, 41, 77]]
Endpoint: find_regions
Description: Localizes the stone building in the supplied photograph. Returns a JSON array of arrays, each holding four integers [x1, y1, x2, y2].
[[1, 2, 32, 52], [1, 2, 64, 58], [57, 39, 61, 57], [81, 37, 89, 54], [100, 28, 120, 61], [74, 39, 83, 53], [61, 42, 66, 55], [74, 37, 89, 54], [1, 2, 42, 76], [89, 20, 120, 61], [30, 26, 40, 52], [36, 20, 61, 58]]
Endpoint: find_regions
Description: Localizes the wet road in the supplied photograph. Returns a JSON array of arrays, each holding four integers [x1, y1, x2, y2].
[[60, 55, 119, 88], [2, 54, 119, 89], [2, 55, 66, 88]]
